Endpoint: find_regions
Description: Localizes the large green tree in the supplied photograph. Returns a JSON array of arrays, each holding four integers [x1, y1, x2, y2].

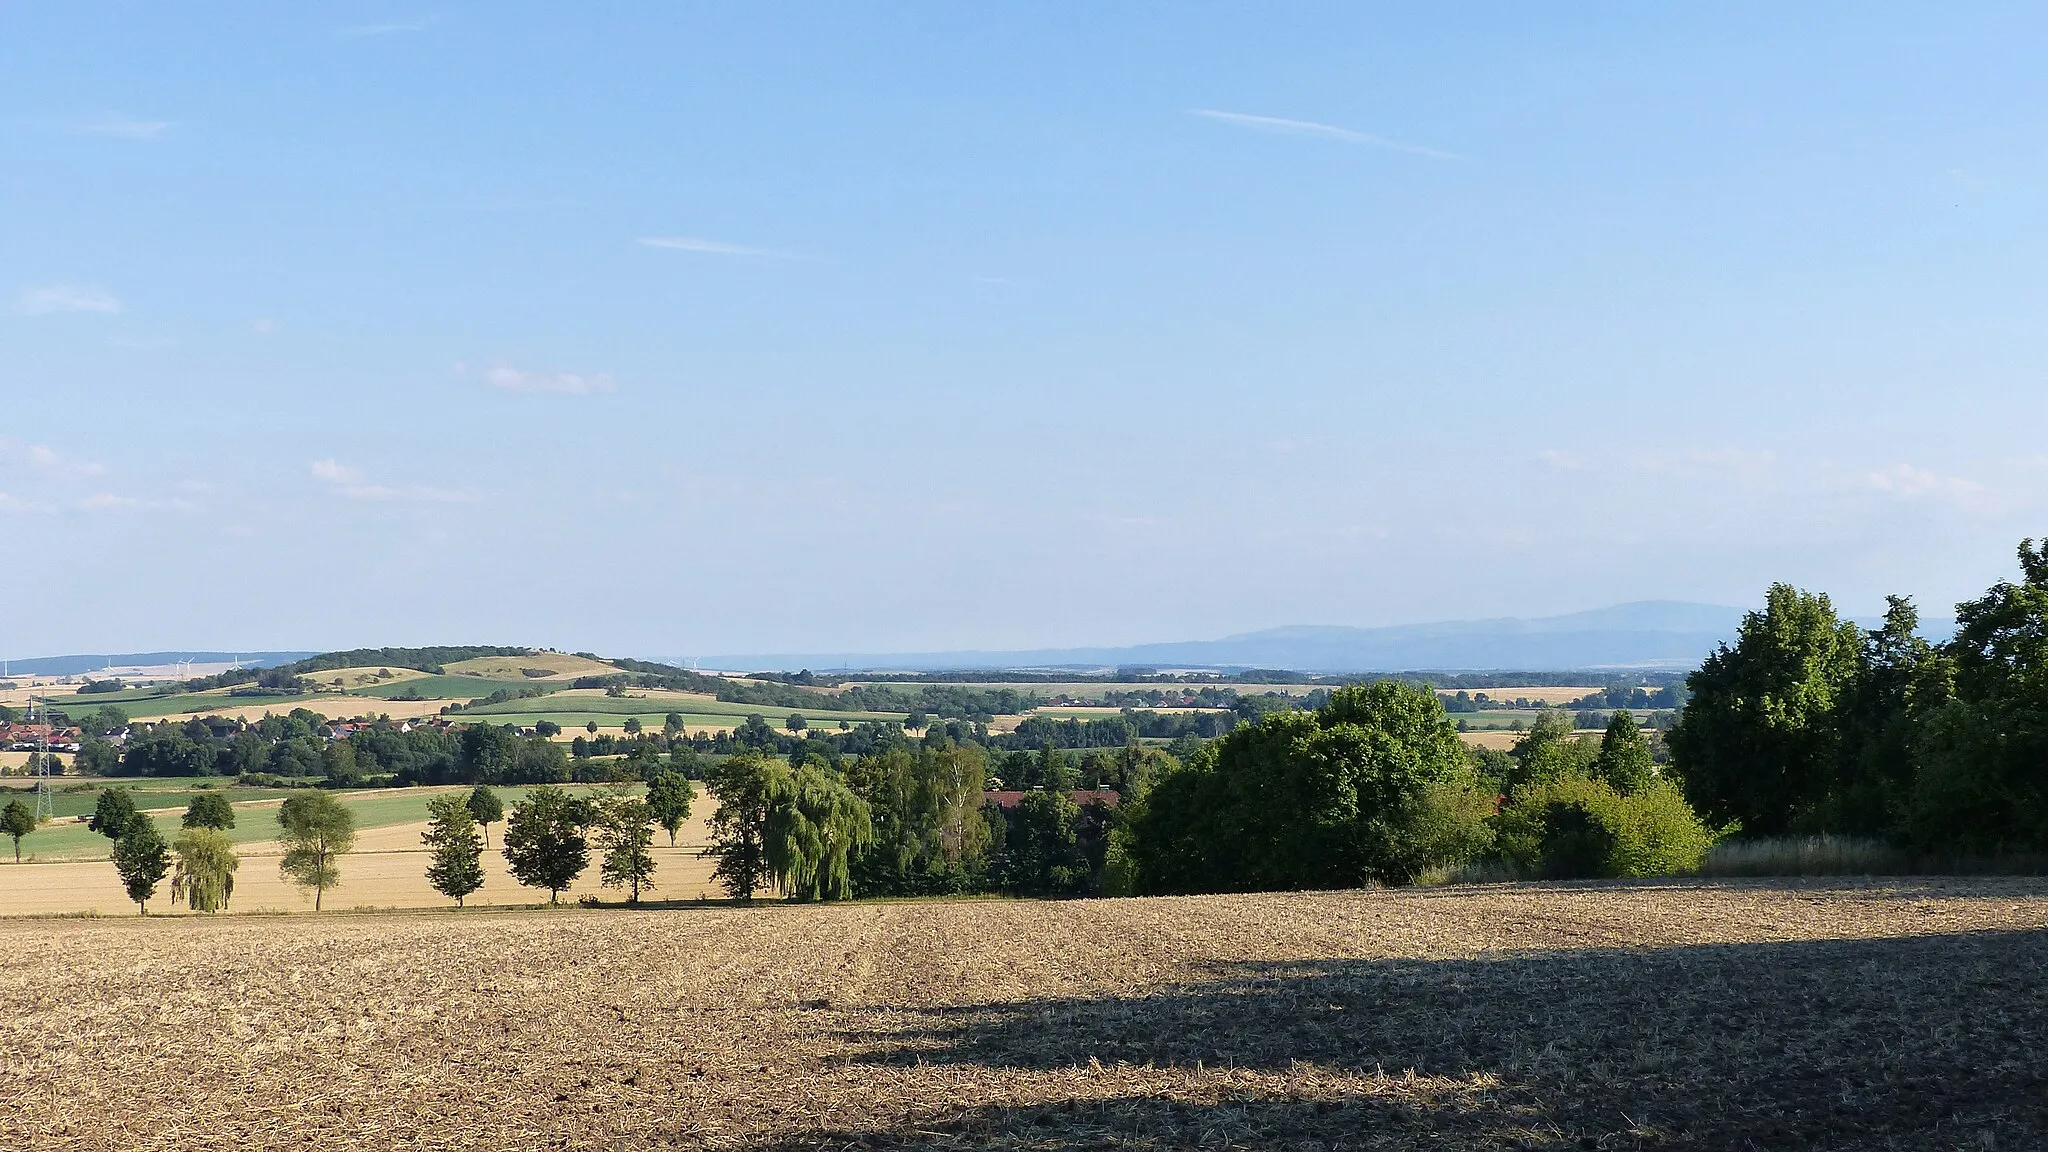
[[277, 791, 357, 910], [1831, 596, 1941, 837], [763, 763, 872, 901], [502, 785, 590, 903], [112, 813, 170, 914], [1126, 681, 1492, 892], [171, 828, 238, 911], [846, 739, 992, 896], [704, 754, 775, 900], [1910, 541, 2048, 852], [422, 794, 486, 907], [1668, 583, 1865, 836], [595, 795, 658, 903]]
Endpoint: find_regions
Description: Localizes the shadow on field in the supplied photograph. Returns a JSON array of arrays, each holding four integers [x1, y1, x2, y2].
[[769, 929, 2048, 1150]]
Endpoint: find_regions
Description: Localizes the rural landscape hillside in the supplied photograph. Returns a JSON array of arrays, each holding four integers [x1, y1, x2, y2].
[[13, 4, 2048, 1149]]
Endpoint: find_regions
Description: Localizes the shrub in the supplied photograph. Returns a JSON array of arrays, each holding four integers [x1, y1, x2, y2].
[[1496, 775, 1714, 879]]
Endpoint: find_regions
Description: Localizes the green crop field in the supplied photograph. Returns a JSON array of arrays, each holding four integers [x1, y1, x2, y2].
[[0, 782, 299, 820]]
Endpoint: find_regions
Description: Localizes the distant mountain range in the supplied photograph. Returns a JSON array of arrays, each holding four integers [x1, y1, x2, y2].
[[699, 601, 1954, 675], [0, 651, 312, 678]]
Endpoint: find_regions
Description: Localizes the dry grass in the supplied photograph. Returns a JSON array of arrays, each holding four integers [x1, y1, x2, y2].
[[1436, 686, 1605, 705], [444, 653, 621, 680], [0, 798, 727, 914], [3, 880, 2046, 1150], [153, 695, 454, 723], [293, 666, 433, 692]]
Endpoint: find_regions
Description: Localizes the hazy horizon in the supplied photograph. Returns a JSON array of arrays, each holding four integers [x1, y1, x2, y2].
[[8, 4, 2048, 656]]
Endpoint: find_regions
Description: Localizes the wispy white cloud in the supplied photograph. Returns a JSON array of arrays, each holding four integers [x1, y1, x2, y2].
[[0, 440, 106, 481], [78, 493, 141, 511], [1189, 109, 1463, 161], [1863, 463, 1985, 500], [15, 284, 121, 315], [311, 458, 476, 503], [482, 365, 616, 396], [637, 236, 789, 259], [75, 114, 173, 139], [0, 492, 52, 516], [310, 459, 363, 486]]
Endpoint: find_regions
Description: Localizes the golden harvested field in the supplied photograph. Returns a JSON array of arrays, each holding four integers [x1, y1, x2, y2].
[[5, 880, 2047, 1150], [153, 694, 453, 723], [0, 800, 725, 914], [445, 653, 621, 680], [1436, 687, 1604, 705], [293, 666, 432, 692]]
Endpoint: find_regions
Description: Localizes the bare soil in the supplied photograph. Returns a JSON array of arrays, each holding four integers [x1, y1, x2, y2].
[[4, 879, 2046, 1150]]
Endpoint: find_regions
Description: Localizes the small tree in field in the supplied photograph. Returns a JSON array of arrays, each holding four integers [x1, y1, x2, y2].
[[596, 795, 658, 903], [422, 794, 486, 907], [183, 792, 236, 831], [2, 799, 37, 862], [171, 828, 238, 911], [89, 789, 138, 839], [277, 791, 357, 911], [645, 771, 695, 846], [466, 785, 504, 849], [112, 814, 170, 914], [502, 785, 590, 904]]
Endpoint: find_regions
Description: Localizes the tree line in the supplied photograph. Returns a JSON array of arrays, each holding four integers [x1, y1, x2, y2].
[[1666, 537, 2048, 856]]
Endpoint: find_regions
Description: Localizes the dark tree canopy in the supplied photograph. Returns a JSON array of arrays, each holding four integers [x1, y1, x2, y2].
[[1668, 584, 1864, 836], [502, 786, 590, 903]]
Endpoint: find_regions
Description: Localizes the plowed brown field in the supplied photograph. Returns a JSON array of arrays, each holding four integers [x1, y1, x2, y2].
[[4, 880, 2047, 1150]]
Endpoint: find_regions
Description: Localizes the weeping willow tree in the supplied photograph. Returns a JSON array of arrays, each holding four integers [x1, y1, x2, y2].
[[763, 763, 873, 902], [171, 827, 239, 912]]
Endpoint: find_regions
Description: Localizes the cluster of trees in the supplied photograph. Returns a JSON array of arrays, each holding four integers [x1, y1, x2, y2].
[[80, 786, 358, 913], [1669, 539, 2048, 856], [76, 773, 699, 914], [1114, 684, 1711, 893], [698, 740, 1166, 901]]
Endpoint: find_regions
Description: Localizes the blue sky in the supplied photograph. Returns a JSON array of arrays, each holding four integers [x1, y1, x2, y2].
[[5, 3, 2048, 659]]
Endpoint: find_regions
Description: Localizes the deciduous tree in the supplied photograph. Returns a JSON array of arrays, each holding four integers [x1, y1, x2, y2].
[[645, 771, 695, 846], [1668, 584, 1864, 836], [2, 799, 36, 863], [277, 790, 357, 910], [502, 785, 590, 903], [182, 791, 236, 831], [171, 828, 238, 911], [596, 795, 658, 903], [88, 788, 138, 839], [1593, 712, 1654, 795], [422, 794, 485, 907], [112, 814, 170, 914], [466, 785, 504, 848]]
